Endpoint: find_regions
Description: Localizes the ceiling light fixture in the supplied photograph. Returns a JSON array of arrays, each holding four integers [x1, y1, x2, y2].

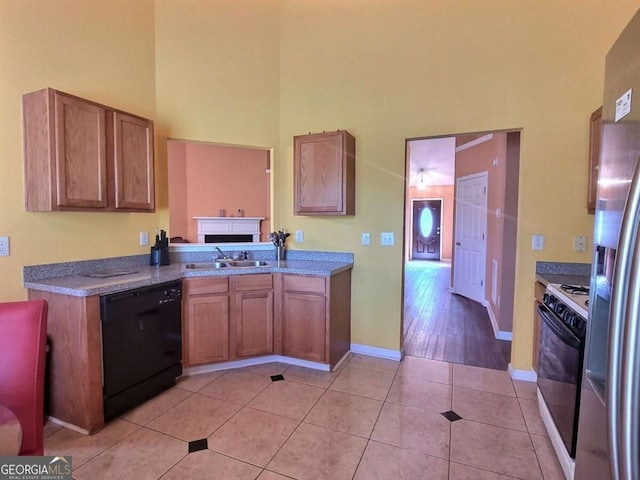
[[418, 168, 426, 191]]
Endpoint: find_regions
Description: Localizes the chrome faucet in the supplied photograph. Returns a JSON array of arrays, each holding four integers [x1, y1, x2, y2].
[[214, 247, 227, 260]]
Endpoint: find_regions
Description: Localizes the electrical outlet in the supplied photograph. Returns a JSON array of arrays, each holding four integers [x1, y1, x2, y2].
[[362, 232, 371, 246], [0, 236, 9, 257], [140, 231, 149, 246], [381, 232, 395, 246], [532, 234, 545, 251], [574, 235, 587, 252], [295, 230, 304, 243]]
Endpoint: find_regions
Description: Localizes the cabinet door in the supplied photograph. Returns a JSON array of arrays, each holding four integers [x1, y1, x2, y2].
[[236, 290, 274, 357], [112, 112, 155, 210], [185, 294, 229, 366], [294, 130, 355, 216], [54, 92, 107, 208], [282, 292, 326, 362]]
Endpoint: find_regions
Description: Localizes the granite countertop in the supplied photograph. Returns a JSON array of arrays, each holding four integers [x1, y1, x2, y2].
[[24, 252, 354, 297], [535, 261, 591, 287]]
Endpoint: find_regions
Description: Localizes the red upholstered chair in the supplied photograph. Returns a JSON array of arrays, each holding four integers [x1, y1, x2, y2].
[[0, 299, 48, 455]]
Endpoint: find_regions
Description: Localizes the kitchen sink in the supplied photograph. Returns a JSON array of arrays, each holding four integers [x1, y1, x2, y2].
[[226, 260, 269, 267], [185, 262, 228, 270], [185, 260, 269, 270]]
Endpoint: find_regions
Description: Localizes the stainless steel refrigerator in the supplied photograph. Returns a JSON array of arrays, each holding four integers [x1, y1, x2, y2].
[[575, 8, 640, 480]]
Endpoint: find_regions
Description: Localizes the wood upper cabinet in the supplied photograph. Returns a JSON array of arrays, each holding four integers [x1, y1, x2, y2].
[[293, 130, 355, 216], [587, 106, 602, 214], [22, 87, 154, 212], [183, 277, 230, 366], [235, 274, 274, 357], [111, 112, 154, 210]]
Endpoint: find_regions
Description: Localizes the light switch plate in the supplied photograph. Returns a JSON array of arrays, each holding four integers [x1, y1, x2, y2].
[[295, 230, 304, 243], [574, 235, 587, 252], [140, 231, 149, 246], [0, 236, 9, 256], [532, 234, 544, 251], [381, 232, 395, 246], [362, 232, 371, 246]]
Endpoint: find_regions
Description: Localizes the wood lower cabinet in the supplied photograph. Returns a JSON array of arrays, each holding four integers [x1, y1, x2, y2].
[[235, 274, 274, 357], [182, 269, 352, 370], [183, 277, 230, 366], [283, 291, 326, 362], [293, 130, 356, 216], [183, 274, 275, 366], [23, 87, 154, 212], [27, 289, 104, 433], [281, 271, 351, 367]]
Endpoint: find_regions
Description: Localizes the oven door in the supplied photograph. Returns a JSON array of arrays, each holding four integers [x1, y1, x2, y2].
[[536, 303, 584, 458]]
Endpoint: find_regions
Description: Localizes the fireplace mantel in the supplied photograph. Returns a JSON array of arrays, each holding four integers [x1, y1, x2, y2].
[[194, 217, 264, 243]]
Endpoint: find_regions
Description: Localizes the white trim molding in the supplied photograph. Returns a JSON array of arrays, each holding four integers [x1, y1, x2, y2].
[[454, 134, 494, 153], [538, 387, 575, 479], [350, 343, 403, 361], [508, 363, 537, 382], [183, 354, 335, 376], [484, 300, 513, 341]]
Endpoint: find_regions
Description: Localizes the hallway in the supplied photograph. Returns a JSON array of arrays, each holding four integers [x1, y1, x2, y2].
[[403, 261, 511, 370]]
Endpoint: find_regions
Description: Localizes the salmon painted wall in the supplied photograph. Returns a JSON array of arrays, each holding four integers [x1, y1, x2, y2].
[[406, 186, 454, 261], [167, 141, 188, 239], [456, 134, 510, 332], [167, 142, 270, 242]]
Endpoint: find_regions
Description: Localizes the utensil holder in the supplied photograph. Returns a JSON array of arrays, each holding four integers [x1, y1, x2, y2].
[[150, 246, 171, 266], [276, 246, 285, 262], [150, 247, 161, 266]]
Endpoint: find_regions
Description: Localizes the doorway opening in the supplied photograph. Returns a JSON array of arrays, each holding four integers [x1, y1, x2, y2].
[[402, 131, 520, 371]]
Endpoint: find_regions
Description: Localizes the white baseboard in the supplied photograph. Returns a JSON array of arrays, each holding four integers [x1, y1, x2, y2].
[[183, 354, 332, 376], [46, 416, 90, 435], [508, 363, 537, 382], [538, 388, 575, 480], [484, 300, 513, 341], [350, 343, 402, 361]]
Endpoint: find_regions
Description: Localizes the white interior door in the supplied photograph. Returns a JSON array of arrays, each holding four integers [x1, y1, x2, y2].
[[453, 172, 488, 303]]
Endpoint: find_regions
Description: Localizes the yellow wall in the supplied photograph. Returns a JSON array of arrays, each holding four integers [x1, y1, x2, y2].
[[0, 0, 159, 301], [2, 1, 640, 372], [275, 0, 640, 368]]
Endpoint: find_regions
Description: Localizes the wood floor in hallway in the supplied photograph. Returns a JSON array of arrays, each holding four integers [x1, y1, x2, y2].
[[403, 260, 511, 371]]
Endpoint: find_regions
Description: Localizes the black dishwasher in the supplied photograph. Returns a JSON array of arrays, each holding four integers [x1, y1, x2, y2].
[[100, 280, 182, 420]]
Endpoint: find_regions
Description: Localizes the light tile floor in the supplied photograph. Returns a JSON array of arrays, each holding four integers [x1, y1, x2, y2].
[[44, 354, 565, 480]]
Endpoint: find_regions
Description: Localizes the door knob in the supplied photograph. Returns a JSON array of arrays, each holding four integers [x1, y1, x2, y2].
[[456, 242, 461, 246]]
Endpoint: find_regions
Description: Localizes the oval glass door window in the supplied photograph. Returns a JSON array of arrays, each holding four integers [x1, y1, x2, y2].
[[419, 208, 434, 239]]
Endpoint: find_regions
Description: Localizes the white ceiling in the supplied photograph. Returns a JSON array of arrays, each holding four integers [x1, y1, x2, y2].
[[407, 136, 456, 187]]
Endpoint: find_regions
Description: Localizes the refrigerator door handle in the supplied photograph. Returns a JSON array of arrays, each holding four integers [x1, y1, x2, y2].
[[621, 238, 640, 480], [608, 155, 640, 480]]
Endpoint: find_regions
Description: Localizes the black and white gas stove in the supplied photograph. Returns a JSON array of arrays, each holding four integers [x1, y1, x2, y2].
[[536, 282, 589, 475]]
